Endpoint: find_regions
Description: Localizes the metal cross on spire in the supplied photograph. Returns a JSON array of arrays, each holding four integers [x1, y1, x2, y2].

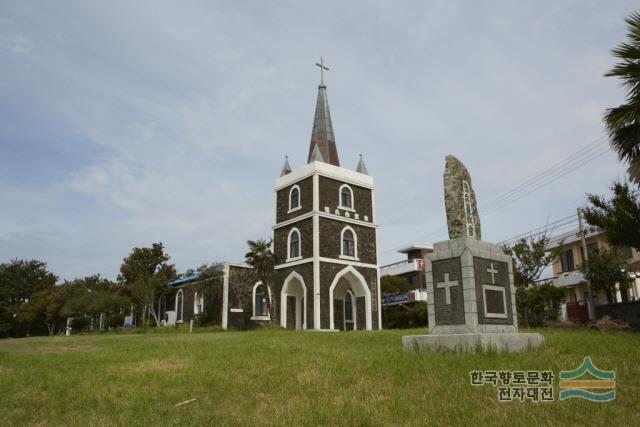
[[315, 57, 329, 86]]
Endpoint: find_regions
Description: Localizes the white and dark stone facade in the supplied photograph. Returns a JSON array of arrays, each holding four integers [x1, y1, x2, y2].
[[273, 161, 381, 330], [272, 80, 381, 331]]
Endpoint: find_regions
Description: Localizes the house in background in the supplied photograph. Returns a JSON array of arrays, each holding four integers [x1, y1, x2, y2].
[[379, 245, 432, 307], [545, 226, 640, 321], [380, 245, 432, 290]]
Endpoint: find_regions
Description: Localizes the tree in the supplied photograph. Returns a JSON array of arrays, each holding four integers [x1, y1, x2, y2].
[[0, 259, 57, 338], [60, 275, 130, 323], [380, 275, 413, 295], [503, 234, 556, 328], [583, 182, 640, 250], [118, 243, 177, 327], [18, 286, 66, 336], [515, 283, 565, 327], [244, 239, 278, 323], [503, 234, 554, 288], [580, 248, 632, 304], [604, 11, 640, 183]]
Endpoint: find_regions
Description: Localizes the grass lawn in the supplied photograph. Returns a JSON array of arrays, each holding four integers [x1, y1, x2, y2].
[[0, 328, 639, 426]]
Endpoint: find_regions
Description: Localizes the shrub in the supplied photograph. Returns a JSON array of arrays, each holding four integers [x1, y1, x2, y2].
[[105, 313, 125, 329], [383, 302, 428, 329], [70, 317, 89, 332], [516, 283, 565, 327]]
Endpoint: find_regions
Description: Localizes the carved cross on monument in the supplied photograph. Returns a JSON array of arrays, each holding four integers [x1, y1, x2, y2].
[[315, 57, 329, 86], [436, 273, 459, 305], [487, 263, 498, 284]]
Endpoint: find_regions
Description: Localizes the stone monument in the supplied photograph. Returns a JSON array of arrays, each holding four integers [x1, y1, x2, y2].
[[402, 156, 544, 352]]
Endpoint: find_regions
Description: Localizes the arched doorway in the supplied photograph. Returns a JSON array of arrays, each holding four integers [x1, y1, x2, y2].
[[329, 266, 372, 331], [280, 271, 307, 329]]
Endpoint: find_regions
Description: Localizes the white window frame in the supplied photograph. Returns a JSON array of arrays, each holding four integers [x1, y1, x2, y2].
[[343, 290, 356, 330], [175, 289, 184, 323], [252, 281, 272, 320], [288, 184, 302, 213], [287, 227, 303, 261], [482, 285, 508, 319], [338, 184, 355, 211], [339, 225, 359, 261], [193, 291, 203, 315]]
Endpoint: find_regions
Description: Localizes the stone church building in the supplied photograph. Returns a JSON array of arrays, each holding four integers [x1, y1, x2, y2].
[[158, 74, 381, 331]]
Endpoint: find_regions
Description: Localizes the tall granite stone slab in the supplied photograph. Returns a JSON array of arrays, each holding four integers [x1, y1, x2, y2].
[[443, 155, 481, 240]]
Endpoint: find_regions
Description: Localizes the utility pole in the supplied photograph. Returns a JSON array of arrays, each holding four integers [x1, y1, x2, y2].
[[577, 208, 595, 321]]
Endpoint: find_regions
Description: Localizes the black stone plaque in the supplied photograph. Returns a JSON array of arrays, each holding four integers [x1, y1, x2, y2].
[[473, 257, 513, 324], [432, 257, 465, 325]]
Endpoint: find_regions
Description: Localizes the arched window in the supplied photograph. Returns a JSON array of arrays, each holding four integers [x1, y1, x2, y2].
[[194, 291, 203, 315], [253, 282, 270, 318], [344, 290, 354, 325], [289, 185, 301, 211], [175, 289, 184, 322], [339, 184, 353, 209], [288, 228, 301, 260], [341, 227, 356, 258]]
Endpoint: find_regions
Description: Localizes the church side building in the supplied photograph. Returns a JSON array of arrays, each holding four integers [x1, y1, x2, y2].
[[272, 77, 381, 331]]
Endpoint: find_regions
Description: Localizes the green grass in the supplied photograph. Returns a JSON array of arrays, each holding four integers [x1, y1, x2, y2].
[[0, 328, 639, 426]]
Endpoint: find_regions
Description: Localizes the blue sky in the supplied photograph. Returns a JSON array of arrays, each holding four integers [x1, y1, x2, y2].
[[0, 1, 635, 281]]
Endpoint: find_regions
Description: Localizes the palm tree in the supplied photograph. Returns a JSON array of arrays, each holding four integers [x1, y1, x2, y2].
[[605, 11, 640, 183], [244, 239, 278, 323]]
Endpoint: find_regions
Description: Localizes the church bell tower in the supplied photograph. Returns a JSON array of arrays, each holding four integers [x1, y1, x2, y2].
[[271, 59, 381, 331]]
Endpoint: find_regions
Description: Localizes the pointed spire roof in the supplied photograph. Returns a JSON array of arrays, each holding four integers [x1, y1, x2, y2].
[[356, 154, 368, 175], [280, 155, 292, 176], [307, 81, 340, 166], [309, 144, 325, 162]]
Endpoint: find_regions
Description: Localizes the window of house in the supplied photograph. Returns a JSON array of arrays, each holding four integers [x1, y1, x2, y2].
[[342, 228, 356, 257], [289, 185, 301, 211], [339, 185, 353, 209], [344, 291, 354, 322], [561, 249, 575, 272], [288, 229, 301, 259], [621, 246, 633, 258], [586, 242, 599, 254], [254, 284, 268, 317], [176, 290, 184, 322]]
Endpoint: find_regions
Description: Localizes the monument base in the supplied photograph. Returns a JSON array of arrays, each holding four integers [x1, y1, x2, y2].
[[402, 332, 544, 353]]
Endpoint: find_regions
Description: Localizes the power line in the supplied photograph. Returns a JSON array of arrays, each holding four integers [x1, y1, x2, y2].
[[499, 218, 580, 247], [380, 135, 610, 256], [479, 136, 607, 212], [497, 214, 577, 245], [481, 147, 609, 217]]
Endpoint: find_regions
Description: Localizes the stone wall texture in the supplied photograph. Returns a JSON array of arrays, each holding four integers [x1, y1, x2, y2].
[[274, 262, 314, 328], [319, 176, 372, 220], [319, 262, 378, 330], [318, 217, 377, 264], [276, 177, 313, 223], [273, 218, 314, 261]]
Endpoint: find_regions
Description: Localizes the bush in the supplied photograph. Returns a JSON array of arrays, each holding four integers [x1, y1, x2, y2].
[[383, 302, 428, 329], [105, 313, 125, 329], [516, 283, 565, 327], [70, 317, 89, 332]]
